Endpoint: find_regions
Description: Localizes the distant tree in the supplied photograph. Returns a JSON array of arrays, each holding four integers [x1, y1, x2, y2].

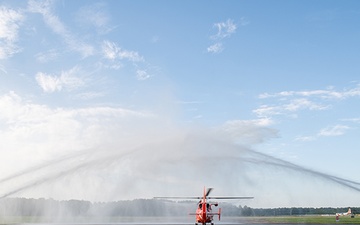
[[241, 205, 254, 216], [1, 197, 359, 219]]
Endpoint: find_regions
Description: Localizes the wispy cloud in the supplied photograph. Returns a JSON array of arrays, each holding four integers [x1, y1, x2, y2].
[[318, 124, 350, 137], [27, 0, 94, 58], [284, 98, 329, 111], [207, 18, 246, 54], [295, 124, 350, 142], [0, 64, 7, 74], [136, 70, 151, 81], [0, 6, 24, 59], [35, 49, 58, 63], [76, 3, 114, 35], [259, 85, 360, 100], [36, 72, 62, 92], [35, 67, 85, 93], [207, 43, 223, 54], [102, 40, 143, 62], [211, 19, 237, 40], [102, 40, 119, 60], [0, 91, 152, 140], [342, 118, 360, 124], [295, 135, 316, 142], [255, 84, 360, 118], [101, 40, 154, 80], [27, 1, 153, 82], [253, 99, 329, 118]]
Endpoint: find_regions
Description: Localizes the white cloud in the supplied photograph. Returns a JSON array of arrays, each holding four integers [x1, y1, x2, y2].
[[102, 40, 143, 62], [207, 18, 240, 54], [253, 105, 282, 117], [295, 135, 316, 142], [295, 123, 352, 142], [211, 19, 237, 40], [342, 118, 360, 124], [255, 84, 360, 118], [0, 6, 24, 59], [0, 91, 152, 145], [101, 40, 150, 78], [28, 0, 94, 58], [207, 43, 223, 53], [35, 72, 62, 92], [318, 125, 350, 137], [102, 40, 118, 60], [253, 99, 328, 118], [0, 91, 153, 174], [35, 49, 58, 63], [0, 91, 57, 134], [259, 85, 360, 100], [119, 49, 143, 62], [35, 67, 85, 93], [284, 98, 329, 111], [136, 70, 150, 81]]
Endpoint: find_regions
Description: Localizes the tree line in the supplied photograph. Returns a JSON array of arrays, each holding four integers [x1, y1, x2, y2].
[[0, 198, 357, 218]]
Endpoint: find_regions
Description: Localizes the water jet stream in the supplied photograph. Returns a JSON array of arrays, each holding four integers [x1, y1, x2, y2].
[[1, 135, 359, 202]]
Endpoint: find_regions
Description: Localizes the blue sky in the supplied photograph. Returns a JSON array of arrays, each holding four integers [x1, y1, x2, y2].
[[1, 0, 360, 208]]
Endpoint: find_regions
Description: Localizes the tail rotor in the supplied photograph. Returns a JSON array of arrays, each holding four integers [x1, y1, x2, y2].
[[218, 208, 221, 221]]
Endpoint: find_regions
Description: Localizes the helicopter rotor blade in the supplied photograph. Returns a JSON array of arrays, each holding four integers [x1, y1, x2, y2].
[[205, 188, 213, 197], [154, 197, 201, 199], [208, 196, 254, 199]]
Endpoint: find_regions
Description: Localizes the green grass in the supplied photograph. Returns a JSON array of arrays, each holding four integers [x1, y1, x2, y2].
[[0, 216, 43, 224], [1, 215, 359, 224], [252, 215, 360, 224]]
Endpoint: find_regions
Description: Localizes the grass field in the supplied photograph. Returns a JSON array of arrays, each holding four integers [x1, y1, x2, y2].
[[243, 215, 360, 224], [0, 215, 359, 224]]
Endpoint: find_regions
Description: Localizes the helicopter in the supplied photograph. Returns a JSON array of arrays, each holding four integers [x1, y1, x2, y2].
[[154, 187, 253, 225]]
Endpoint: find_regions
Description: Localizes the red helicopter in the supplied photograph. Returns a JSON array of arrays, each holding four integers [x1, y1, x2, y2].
[[155, 187, 253, 225]]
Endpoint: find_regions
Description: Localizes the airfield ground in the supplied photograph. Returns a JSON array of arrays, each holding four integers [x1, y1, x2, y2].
[[238, 215, 360, 224], [1, 215, 360, 224]]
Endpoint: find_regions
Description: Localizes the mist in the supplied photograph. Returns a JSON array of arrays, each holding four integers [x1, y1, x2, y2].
[[1, 92, 360, 209], [1, 131, 360, 208]]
